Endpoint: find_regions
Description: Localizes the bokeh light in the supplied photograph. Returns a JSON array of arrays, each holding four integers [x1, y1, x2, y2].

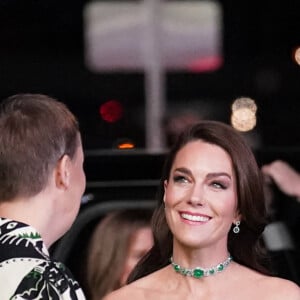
[[293, 47, 300, 65], [99, 100, 123, 123], [231, 97, 257, 132], [114, 138, 135, 150]]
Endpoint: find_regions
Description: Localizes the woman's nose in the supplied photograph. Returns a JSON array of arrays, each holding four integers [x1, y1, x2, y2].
[[188, 185, 205, 206]]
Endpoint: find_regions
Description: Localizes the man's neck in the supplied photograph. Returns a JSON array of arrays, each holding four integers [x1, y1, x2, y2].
[[0, 195, 54, 248]]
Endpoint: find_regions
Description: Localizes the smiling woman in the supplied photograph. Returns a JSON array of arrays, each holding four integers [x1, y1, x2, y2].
[[102, 120, 300, 300], [163, 140, 239, 253]]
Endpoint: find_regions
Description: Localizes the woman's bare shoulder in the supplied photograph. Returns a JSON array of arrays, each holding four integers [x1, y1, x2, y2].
[[233, 263, 300, 299], [102, 272, 163, 300], [245, 269, 300, 300], [261, 276, 300, 299], [102, 284, 138, 300]]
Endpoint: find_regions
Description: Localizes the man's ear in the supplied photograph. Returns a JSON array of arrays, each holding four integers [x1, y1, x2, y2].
[[55, 154, 71, 190]]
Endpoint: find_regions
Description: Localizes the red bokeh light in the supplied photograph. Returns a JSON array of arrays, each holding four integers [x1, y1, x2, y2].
[[188, 55, 223, 72], [99, 100, 123, 123]]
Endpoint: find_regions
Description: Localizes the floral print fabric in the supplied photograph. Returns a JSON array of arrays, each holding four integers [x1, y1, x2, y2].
[[0, 218, 85, 300]]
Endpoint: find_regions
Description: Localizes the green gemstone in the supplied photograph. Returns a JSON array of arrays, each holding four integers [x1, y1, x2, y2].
[[174, 264, 180, 272], [193, 268, 204, 278], [209, 269, 215, 275], [217, 264, 224, 271]]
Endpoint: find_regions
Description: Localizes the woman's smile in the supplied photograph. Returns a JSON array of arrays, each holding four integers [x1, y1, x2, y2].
[[180, 211, 211, 224]]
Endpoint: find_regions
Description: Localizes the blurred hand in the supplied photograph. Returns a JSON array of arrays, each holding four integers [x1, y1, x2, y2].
[[261, 160, 300, 200]]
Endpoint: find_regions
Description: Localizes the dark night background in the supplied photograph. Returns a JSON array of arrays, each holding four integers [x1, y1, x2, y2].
[[2, 1, 300, 286], [1, 0, 300, 173]]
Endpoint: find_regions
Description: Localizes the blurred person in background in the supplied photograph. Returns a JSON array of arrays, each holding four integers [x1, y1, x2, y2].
[[85, 208, 153, 300], [262, 160, 300, 202], [262, 160, 300, 284], [0, 94, 86, 299], [162, 110, 201, 148]]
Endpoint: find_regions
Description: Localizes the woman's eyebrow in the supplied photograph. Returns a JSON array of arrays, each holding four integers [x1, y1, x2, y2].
[[206, 172, 232, 180], [173, 168, 232, 180], [173, 167, 191, 175]]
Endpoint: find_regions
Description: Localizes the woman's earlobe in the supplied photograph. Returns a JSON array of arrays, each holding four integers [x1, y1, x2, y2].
[[235, 210, 242, 221], [164, 180, 168, 189]]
